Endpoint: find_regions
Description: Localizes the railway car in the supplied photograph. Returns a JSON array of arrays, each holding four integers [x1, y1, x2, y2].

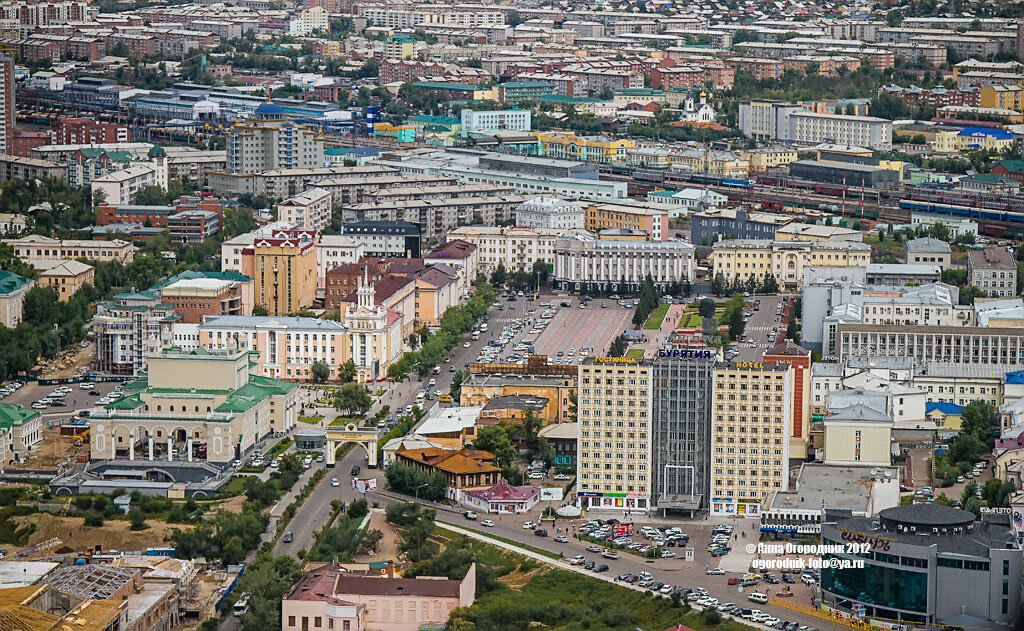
[[721, 177, 753, 189], [633, 169, 667, 184]]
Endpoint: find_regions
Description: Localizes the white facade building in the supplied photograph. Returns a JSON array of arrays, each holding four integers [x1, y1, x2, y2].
[[553, 234, 696, 291], [460, 109, 532, 137], [447, 225, 573, 271], [514, 197, 584, 230], [90, 159, 168, 206]]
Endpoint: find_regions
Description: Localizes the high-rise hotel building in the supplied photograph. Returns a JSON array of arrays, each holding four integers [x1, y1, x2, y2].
[[576, 357, 653, 510], [710, 362, 793, 516]]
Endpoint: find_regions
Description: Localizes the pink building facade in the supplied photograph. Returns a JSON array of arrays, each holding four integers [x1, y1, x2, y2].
[[282, 563, 476, 631]]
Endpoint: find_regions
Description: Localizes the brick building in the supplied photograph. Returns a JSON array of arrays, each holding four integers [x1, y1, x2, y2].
[[9, 130, 51, 157], [54, 118, 129, 145], [96, 196, 223, 227]]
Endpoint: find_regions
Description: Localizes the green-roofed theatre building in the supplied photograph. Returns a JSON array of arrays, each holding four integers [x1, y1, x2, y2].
[[0, 403, 43, 471], [88, 347, 300, 473]]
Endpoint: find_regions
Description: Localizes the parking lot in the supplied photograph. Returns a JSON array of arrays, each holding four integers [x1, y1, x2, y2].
[[479, 294, 634, 365], [0, 379, 121, 419]]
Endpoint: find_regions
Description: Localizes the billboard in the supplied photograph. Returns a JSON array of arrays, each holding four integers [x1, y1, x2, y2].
[[540, 487, 564, 501], [613, 523, 633, 536]]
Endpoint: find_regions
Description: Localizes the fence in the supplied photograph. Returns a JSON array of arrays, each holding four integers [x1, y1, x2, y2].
[[214, 565, 246, 612]]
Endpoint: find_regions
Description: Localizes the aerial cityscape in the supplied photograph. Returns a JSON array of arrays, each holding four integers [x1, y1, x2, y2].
[[1, 1, 1024, 631]]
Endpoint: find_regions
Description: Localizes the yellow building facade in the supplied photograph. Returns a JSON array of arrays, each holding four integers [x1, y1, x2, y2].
[[244, 231, 318, 316], [668, 151, 750, 177], [534, 132, 635, 164], [711, 239, 871, 289], [39, 260, 94, 301], [740, 148, 799, 172], [980, 84, 1024, 110], [822, 405, 892, 467], [710, 363, 792, 516], [460, 374, 576, 422]]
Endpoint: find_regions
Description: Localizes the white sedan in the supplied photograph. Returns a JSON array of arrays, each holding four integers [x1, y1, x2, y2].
[[523, 521, 536, 529]]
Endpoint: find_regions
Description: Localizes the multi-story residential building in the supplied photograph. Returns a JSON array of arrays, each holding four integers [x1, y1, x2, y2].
[[534, 132, 635, 164], [0, 270, 33, 329], [585, 201, 668, 240], [788, 111, 892, 149], [711, 238, 871, 289], [316, 174, 453, 206], [89, 347, 300, 466], [277, 187, 332, 231], [690, 208, 794, 245], [460, 109, 532, 137], [96, 195, 223, 228], [513, 196, 584, 229], [739, 101, 893, 149], [905, 237, 952, 270], [879, 85, 980, 107], [651, 353, 716, 516], [243, 229, 318, 316], [2, 234, 137, 266], [909, 213, 978, 238], [710, 363, 792, 516], [554, 234, 695, 292], [38, 260, 93, 302], [968, 247, 1017, 298], [740, 147, 800, 172], [763, 341, 813, 460], [158, 274, 251, 324], [576, 357, 654, 511], [340, 221, 422, 258], [282, 562, 476, 631], [54, 118, 129, 145], [9, 130, 50, 158], [342, 195, 525, 242], [93, 289, 176, 375], [90, 149, 169, 205], [224, 103, 325, 175], [446, 225, 569, 272], [496, 81, 557, 103], [0, 56, 12, 155], [0, 155, 66, 182], [836, 324, 1024, 365]]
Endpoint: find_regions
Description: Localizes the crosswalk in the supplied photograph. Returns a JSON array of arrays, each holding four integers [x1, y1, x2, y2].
[[746, 326, 774, 332]]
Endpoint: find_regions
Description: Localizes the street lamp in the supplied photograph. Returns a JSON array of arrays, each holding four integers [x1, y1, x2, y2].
[[415, 483, 429, 500]]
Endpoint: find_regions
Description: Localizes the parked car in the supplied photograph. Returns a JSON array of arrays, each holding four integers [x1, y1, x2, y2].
[[331, 478, 339, 487], [706, 568, 725, 575]]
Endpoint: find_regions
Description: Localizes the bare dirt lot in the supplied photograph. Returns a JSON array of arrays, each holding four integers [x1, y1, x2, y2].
[[13, 513, 193, 557], [353, 509, 402, 564], [39, 342, 94, 380], [7, 425, 87, 471]]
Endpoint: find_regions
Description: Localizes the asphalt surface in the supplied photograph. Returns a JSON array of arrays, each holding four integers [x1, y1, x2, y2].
[[0, 380, 121, 421], [734, 294, 787, 362]]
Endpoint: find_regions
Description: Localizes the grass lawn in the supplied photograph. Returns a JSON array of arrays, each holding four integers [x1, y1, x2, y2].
[[298, 416, 323, 424], [329, 416, 362, 427], [863, 234, 905, 262], [682, 314, 702, 327], [438, 528, 757, 631], [625, 348, 646, 360], [437, 526, 561, 560], [216, 476, 249, 498], [643, 304, 670, 329]]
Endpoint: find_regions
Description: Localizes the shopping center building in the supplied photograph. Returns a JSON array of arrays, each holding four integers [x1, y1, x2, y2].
[[820, 504, 1021, 626]]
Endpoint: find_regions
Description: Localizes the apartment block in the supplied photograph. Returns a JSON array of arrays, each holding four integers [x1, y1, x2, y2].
[[837, 324, 1024, 365], [968, 247, 1017, 298], [460, 109, 532, 137], [277, 187, 332, 231], [576, 358, 654, 511], [447, 225, 567, 272], [243, 229, 318, 316], [2, 234, 137, 266], [710, 363, 792, 516], [584, 201, 668, 240]]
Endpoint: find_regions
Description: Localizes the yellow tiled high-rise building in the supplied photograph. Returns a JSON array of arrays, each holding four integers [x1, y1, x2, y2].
[[243, 230, 318, 316], [710, 363, 792, 516], [576, 357, 653, 511]]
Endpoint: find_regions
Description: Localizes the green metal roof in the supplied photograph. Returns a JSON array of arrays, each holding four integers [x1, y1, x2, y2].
[[410, 115, 459, 124], [0, 403, 40, 429], [113, 289, 160, 301], [412, 81, 483, 92], [151, 270, 254, 290], [0, 271, 32, 296], [498, 81, 556, 89], [536, 95, 600, 103], [106, 393, 143, 410]]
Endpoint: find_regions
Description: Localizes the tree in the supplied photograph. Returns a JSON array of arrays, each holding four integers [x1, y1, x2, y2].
[[472, 425, 516, 467], [886, 9, 903, 27], [334, 383, 372, 417], [489, 261, 508, 287], [407, 333, 420, 350], [608, 335, 627, 357], [758, 271, 778, 294], [311, 361, 330, 383], [449, 369, 466, 401], [337, 359, 357, 383], [128, 507, 147, 531], [252, 304, 269, 316]]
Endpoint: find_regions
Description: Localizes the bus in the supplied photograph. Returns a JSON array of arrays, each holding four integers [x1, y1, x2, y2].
[[233, 593, 249, 617]]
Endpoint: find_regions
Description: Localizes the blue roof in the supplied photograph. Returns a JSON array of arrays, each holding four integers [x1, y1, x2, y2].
[[256, 101, 286, 116], [957, 127, 1013, 140], [926, 402, 963, 415], [1006, 370, 1024, 384]]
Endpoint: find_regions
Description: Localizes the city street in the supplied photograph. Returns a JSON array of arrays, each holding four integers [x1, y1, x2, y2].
[[736, 295, 787, 362]]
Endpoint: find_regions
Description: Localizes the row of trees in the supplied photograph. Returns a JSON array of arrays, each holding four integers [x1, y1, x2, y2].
[[387, 280, 497, 380], [710, 272, 777, 298], [630, 275, 664, 329]]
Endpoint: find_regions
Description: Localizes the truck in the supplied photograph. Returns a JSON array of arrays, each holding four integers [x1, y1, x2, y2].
[[601, 548, 619, 559]]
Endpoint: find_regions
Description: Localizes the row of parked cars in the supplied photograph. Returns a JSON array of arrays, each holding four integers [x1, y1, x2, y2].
[[0, 382, 24, 399]]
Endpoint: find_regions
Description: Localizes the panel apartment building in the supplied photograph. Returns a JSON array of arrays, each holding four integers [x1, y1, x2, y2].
[[739, 100, 892, 149]]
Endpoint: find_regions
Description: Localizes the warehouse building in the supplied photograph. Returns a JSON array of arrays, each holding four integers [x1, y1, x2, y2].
[[787, 160, 900, 188]]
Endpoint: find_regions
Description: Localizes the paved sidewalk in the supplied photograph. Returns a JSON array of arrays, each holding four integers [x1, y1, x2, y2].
[[263, 462, 325, 544]]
